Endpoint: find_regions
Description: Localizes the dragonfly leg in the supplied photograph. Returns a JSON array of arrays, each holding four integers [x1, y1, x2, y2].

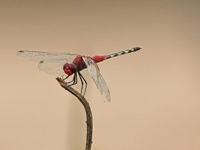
[[78, 72, 84, 95], [67, 77, 75, 84], [66, 76, 74, 84], [79, 72, 87, 96], [67, 72, 77, 86], [63, 75, 70, 81]]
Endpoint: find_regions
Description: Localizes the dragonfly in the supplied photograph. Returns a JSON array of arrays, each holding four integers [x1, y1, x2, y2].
[[17, 47, 141, 101]]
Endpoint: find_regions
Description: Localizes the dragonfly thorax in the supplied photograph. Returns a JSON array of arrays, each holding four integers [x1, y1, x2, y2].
[[63, 63, 77, 75]]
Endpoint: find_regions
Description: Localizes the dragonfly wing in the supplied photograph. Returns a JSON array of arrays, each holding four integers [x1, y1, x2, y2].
[[17, 50, 78, 77], [38, 59, 67, 76], [17, 50, 77, 61], [82, 57, 111, 102]]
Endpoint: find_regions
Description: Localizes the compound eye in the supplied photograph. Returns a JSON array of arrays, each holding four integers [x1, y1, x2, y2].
[[63, 64, 68, 70], [64, 69, 73, 75]]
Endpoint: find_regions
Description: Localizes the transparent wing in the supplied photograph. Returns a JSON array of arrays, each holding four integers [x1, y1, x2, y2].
[[17, 50, 78, 61], [38, 58, 69, 76], [82, 57, 111, 102], [17, 50, 78, 76]]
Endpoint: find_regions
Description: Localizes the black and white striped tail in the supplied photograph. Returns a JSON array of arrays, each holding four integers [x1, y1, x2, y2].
[[106, 47, 141, 60]]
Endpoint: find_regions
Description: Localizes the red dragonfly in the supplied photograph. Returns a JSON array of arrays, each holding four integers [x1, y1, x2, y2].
[[17, 47, 141, 101]]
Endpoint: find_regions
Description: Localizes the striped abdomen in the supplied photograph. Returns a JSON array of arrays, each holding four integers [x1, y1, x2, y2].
[[105, 47, 141, 60], [92, 47, 141, 63]]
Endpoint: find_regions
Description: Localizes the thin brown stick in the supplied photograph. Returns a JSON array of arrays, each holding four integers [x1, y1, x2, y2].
[[56, 77, 93, 150]]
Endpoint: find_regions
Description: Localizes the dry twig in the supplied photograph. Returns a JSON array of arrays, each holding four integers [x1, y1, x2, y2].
[[56, 77, 93, 150]]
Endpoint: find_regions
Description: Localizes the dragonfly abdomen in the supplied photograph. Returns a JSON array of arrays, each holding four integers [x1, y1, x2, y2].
[[92, 56, 107, 63], [106, 47, 141, 60]]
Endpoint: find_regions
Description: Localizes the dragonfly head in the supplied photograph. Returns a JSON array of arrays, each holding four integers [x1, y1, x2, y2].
[[63, 63, 75, 75]]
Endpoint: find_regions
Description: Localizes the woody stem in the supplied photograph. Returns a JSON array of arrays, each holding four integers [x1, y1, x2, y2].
[[56, 77, 93, 150]]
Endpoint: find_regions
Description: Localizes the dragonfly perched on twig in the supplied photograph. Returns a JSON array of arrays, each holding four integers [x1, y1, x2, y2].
[[17, 47, 141, 101]]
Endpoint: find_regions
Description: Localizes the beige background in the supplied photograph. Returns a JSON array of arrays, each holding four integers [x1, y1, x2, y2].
[[0, 0, 200, 150]]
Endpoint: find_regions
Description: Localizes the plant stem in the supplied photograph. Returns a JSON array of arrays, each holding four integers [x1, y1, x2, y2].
[[56, 77, 93, 150]]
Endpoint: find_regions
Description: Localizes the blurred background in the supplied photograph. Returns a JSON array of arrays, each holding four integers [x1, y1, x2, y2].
[[0, 0, 199, 150]]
